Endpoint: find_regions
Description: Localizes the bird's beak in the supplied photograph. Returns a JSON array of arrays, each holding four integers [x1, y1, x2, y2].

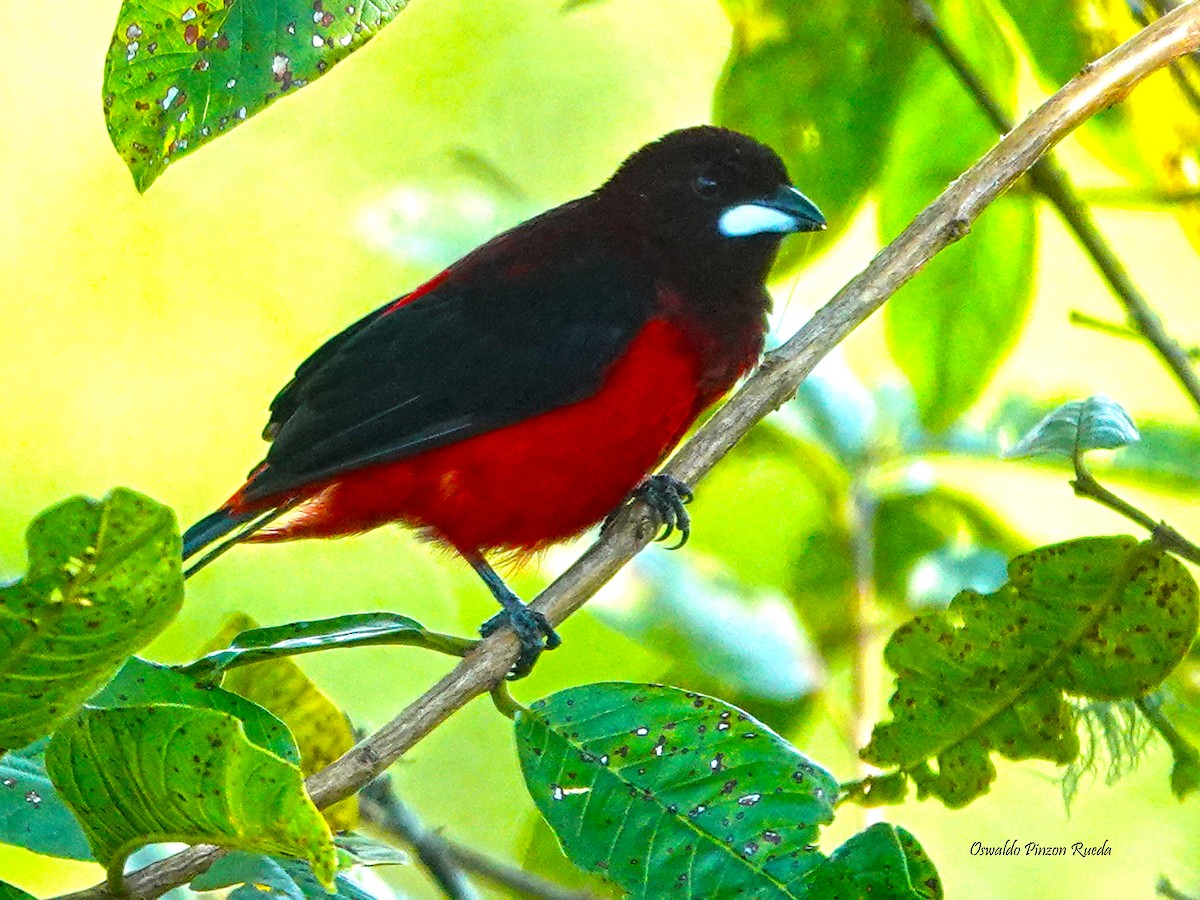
[[718, 185, 827, 238]]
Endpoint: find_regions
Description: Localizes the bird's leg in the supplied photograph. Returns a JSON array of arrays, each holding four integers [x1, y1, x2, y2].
[[602, 474, 694, 549], [465, 550, 561, 679]]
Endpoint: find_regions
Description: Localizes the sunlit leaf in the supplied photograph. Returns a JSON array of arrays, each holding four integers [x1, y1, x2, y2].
[[861, 537, 1199, 807], [103, 0, 410, 191], [516, 682, 939, 897], [0, 883, 37, 900], [196, 614, 369, 830], [46, 704, 335, 887], [0, 738, 91, 861], [94, 657, 299, 765], [715, 0, 920, 265], [880, 4, 1036, 432], [1004, 395, 1139, 459], [0, 489, 183, 755]]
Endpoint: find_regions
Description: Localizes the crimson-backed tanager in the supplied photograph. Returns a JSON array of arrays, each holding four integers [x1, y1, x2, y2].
[[183, 126, 825, 676]]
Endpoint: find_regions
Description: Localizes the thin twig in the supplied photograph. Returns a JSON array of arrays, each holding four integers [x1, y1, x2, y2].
[[1079, 186, 1200, 207], [1070, 309, 1200, 352], [57, 5, 1200, 897], [1070, 452, 1200, 564], [1159, 875, 1200, 900], [908, 0, 1200, 417], [1070, 309, 1200, 359], [359, 775, 600, 900], [359, 776, 480, 900]]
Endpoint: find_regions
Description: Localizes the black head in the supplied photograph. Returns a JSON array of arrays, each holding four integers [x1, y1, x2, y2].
[[595, 126, 825, 299]]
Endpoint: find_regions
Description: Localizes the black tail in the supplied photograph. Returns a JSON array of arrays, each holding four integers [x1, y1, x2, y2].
[[182, 508, 255, 560], [181, 501, 302, 579]]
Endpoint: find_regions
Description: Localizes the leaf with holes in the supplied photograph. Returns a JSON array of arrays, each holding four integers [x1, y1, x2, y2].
[[715, 0, 919, 265], [516, 682, 939, 898], [0, 489, 182, 756], [880, 3, 1036, 432], [0, 739, 91, 861], [861, 537, 1199, 807], [1004, 395, 1139, 460], [103, 0, 411, 191], [45, 704, 335, 887]]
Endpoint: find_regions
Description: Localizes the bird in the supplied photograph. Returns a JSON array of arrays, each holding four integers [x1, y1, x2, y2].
[[182, 125, 825, 677]]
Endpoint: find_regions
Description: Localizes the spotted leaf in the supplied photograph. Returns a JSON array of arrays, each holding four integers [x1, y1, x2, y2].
[[861, 537, 1199, 807], [516, 682, 939, 898], [103, 0, 411, 191]]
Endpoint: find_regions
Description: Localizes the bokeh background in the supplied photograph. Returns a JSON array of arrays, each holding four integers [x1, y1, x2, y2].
[[3, 0, 1200, 896]]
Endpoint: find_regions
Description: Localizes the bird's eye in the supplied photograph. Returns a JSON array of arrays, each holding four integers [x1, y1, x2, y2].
[[691, 174, 719, 198]]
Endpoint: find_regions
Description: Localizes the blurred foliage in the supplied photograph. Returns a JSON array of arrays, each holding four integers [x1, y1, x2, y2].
[[715, 0, 919, 265], [880, 1, 1036, 433], [6, 0, 1200, 896]]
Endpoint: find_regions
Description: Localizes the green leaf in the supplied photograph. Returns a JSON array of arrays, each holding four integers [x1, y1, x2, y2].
[[517, 682, 938, 897], [799, 823, 941, 899], [103, 0, 411, 191], [0, 738, 91, 861], [0, 489, 183, 754], [194, 851, 389, 898], [182, 612, 474, 684], [0, 883, 38, 900], [714, 0, 920, 264], [334, 832, 408, 867], [862, 537, 1200, 807], [194, 614, 366, 832], [1004, 395, 1140, 460], [880, 4, 1036, 432], [93, 657, 299, 765], [45, 704, 335, 888]]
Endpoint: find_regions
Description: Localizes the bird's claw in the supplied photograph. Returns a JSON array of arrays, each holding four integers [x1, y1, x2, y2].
[[619, 474, 693, 549], [481, 603, 561, 679]]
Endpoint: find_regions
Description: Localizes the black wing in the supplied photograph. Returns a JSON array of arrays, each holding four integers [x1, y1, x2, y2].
[[239, 240, 655, 504]]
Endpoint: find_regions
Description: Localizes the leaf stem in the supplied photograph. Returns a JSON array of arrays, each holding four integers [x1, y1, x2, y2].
[[1070, 453, 1200, 564], [907, 0, 1200, 417]]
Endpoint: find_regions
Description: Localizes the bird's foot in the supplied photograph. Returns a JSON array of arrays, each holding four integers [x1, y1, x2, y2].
[[481, 597, 561, 679], [604, 474, 694, 548]]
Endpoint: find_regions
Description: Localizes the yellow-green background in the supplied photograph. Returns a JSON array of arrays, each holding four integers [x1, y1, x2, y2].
[[2, 0, 1200, 896]]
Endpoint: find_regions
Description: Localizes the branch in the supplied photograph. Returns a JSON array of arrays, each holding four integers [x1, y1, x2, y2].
[[908, 0, 1200, 417], [1071, 453, 1200, 565], [59, 4, 1200, 897], [360, 776, 605, 900]]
